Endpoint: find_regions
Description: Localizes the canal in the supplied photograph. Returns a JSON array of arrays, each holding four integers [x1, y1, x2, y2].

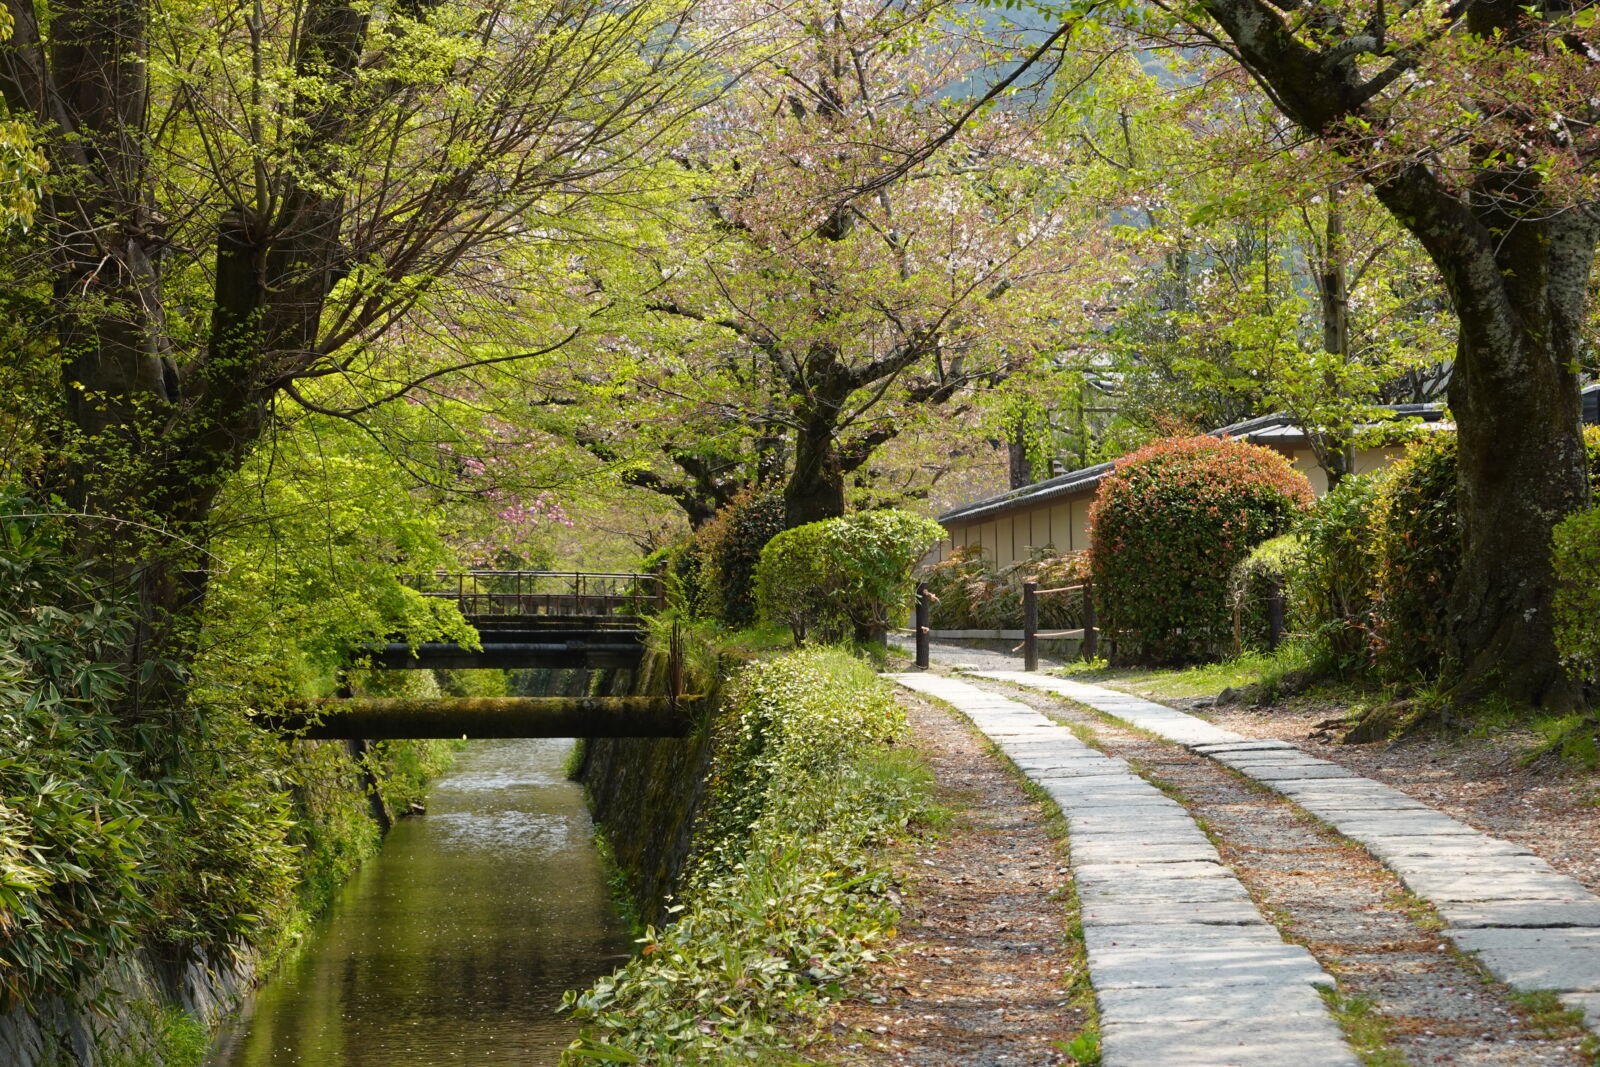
[[209, 738, 631, 1066]]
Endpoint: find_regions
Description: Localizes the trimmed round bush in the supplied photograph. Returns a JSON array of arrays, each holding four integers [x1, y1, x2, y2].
[[1543, 427, 1600, 680], [1088, 435, 1313, 664], [1370, 425, 1600, 683], [1369, 434, 1459, 681], [756, 509, 944, 644]]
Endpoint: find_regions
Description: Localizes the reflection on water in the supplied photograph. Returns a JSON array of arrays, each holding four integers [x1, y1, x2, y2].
[[210, 738, 630, 1066]]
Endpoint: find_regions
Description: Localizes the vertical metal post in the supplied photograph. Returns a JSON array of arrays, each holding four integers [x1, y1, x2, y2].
[[915, 582, 930, 670], [1083, 582, 1099, 662], [1023, 580, 1039, 673], [1267, 579, 1285, 651]]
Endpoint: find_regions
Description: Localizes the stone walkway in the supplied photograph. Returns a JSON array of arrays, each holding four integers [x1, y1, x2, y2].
[[976, 670, 1600, 1039], [887, 672, 1359, 1067]]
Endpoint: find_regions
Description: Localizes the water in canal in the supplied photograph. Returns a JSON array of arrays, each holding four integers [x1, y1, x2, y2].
[[210, 738, 631, 1066]]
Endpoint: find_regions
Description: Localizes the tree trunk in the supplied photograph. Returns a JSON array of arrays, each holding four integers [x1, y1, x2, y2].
[[785, 408, 847, 527], [1008, 421, 1033, 489], [1441, 294, 1590, 708], [1314, 185, 1353, 490]]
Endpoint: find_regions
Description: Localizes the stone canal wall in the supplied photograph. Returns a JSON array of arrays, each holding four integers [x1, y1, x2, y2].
[[0, 948, 252, 1067], [574, 644, 731, 927]]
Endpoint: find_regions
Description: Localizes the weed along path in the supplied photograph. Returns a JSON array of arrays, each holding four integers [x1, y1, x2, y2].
[[886, 672, 1358, 1067]]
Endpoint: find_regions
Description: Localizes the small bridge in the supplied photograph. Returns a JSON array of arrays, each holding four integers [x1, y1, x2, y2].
[[369, 571, 665, 671], [275, 571, 691, 741]]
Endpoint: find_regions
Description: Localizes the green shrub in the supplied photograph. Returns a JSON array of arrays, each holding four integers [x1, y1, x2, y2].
[[1549, 428, 1600, 679], [1229, 534, 1303, 653], [1290, 473, 1385, 672], [1088, 435, 1313, 664], [693, 486, 787, 627], [1553, 508, 1600, 679], [562, 648, 925, 1063], [755, 510, 944, 644], [1372, 426, 1600, 684], [1369, 434, 1460, 681], [0, 505, 165, 1002]]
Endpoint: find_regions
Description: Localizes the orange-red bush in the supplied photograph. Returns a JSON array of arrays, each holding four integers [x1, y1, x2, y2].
[[1089, 435, 1313, 664]]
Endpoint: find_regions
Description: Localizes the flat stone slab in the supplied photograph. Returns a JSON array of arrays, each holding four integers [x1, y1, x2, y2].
[[1562, 993, 1600, 1032], [1098, 981, 1333, 1023], [1084, 922, 1302, 952], [1232, 763, 1361, 781], [1280, 793, 1435, 812], [1049, 794, 1188, 816], [1066, 818, 1214, 844], [1403, 870, 1596, 903], [1193, 740, 1301, 754], [1076, 859, 1234, 883], [1316, 812, 1480, 838], [1351, 836, 1532, 861], [1089, 945, 1331, 990], [1070, 839, 1223, 865], [1457, 947, 1600, 992], [1440, 899, 1600, 928], [1452, 927, 1600, 952], [1101, 1018, 1358, 1067], [1081, 899, 1271, 928], [1075, 876, 1255, 906]]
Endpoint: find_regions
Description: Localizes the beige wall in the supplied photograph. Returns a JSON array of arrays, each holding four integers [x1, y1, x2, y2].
[[1288, 444, 1406, 496], [937, 490, 1095, 570]]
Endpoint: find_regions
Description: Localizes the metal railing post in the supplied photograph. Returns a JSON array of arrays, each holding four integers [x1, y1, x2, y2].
[[1023, 580, 1039, 673], [1082, 582, 1099, 662], [915, 582, 930, 670]]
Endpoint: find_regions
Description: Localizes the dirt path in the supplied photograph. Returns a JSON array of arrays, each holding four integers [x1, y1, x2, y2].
[[816, 692, 1090, 1066], [986, 677, 1594, 1066]]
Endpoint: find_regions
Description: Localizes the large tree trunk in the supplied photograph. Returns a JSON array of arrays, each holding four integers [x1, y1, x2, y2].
[[1368, 166, 1594, 707], [1439, 265, 1591, 707], [785, 408, 847, 527]]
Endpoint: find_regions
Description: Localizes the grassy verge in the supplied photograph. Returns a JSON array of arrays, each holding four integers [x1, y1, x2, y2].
[[560, 647, 933, 1064], [1055, 643, 1330, 701]]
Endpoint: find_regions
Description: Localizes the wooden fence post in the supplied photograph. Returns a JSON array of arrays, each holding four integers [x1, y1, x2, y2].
[[1267, 579, 1285, 651], [915, 582, 930, 670], [1083, 582, 1098, 662], [1023, 580, 1039, 672]]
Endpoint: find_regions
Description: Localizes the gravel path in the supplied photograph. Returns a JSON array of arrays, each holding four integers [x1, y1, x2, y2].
[[817, 691, 1087, 1065]]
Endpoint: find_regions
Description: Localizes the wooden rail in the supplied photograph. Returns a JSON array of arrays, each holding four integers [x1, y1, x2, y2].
[[1021, 579, 1098, 671], [270, 696, 697, 739]]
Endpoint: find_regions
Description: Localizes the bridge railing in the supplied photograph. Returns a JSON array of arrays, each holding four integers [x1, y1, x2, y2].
[[408, 571, 666, 618]]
